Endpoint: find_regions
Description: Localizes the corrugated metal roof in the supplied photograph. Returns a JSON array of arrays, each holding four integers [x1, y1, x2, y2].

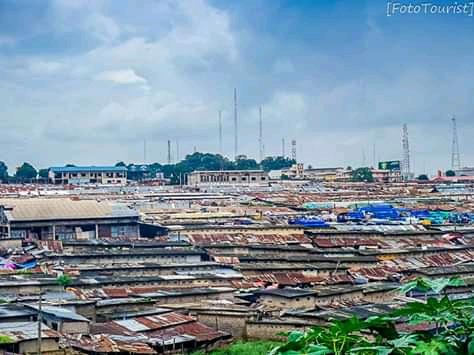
[[0, 322, 60, 341], [0, 198, 138, 221]]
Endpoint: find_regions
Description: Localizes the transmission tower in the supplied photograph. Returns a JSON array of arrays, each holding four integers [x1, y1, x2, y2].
[[291, 139, 297, 162], [451, 116, 461, 170], [258, 106, 263, 162], [401, 124, 410, 180]]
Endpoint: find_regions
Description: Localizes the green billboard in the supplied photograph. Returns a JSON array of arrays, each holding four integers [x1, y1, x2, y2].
[[378, 160, 401, 171]]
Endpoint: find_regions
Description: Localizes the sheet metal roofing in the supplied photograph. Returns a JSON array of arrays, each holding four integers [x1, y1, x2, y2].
[[49, 166, 127, 173], [0, 321, 60, 341], [0, 198, 138, 221]]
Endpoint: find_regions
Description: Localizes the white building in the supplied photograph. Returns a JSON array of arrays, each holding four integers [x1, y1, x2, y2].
[[187, 170, 269, 187]]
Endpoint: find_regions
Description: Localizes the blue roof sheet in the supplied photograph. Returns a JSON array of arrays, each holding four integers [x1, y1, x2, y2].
[[49, 166, 127, 173]]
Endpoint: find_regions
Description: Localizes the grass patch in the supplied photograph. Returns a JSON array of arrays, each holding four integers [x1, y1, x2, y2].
[[192, 340, 281, 355]]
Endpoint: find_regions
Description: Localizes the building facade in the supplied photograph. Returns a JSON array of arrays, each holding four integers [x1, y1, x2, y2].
[[187, 170, 269, 187], [48, 166, 127, 185], [0, 198, 140, 240]]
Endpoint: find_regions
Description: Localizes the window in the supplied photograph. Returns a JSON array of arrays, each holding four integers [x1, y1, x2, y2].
[[261, 176, 266, 180], [231, 177, 237, 181], [251, 177, 256, 181], [242, 177, 247, 181]]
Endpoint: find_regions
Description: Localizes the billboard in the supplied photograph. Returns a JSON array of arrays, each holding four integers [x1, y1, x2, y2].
[[378, 160, 401, 171]]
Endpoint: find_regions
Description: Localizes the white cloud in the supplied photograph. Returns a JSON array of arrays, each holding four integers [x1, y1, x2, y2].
[[83, 13, 121, 43], [95, 69, 147, 84]]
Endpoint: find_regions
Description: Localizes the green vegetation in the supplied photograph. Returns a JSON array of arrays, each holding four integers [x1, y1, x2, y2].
[[0, 335, 14, 344], [351, 167, 374, 182], [0, 161, 8, 183], [445, 170, 456, 177], [193, 341, 282, 355], [125, 153, 295, 184], [56, 274, 72, 287], [272, 277, 474, 355], [15, 162, 37, 181], [417, 174, 429, 181]]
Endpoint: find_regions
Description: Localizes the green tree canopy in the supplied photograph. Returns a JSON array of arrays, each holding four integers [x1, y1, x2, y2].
[[446, 170, 456, 176], [15, 162, 37, 181], [417, 174, 429, 180], [115, 161, 126, 167], [235, 155, 259, 170], [351, 167, 374, 182], [38, 168, 49, 179], [260, 156, 295, 171], [0, 161, 8, 182]]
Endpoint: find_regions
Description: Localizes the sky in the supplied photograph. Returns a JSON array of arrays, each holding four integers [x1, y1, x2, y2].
[[1, 0, 474, 175]]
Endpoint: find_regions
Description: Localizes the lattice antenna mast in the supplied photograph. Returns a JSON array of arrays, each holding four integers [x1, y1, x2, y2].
[[175, 140, 180, 163], [258, 106, 263, 162], [291, 139, 297, 162], [402, 124, 410, 180], [451, 116, 461, 170], [233, 88, 238, 159], [218, 110, 223, 155], [167, 140, 171, 164]]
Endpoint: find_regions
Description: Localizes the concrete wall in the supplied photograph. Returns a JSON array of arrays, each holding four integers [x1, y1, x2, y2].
[[246, 321, 310, 341], [19, 338, 60, 354], [197, 313, 248, 338]]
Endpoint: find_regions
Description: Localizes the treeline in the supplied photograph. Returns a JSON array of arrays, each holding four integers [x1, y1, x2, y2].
[[121, 152, 296, 184], [0, 153, 296, 184], [0, 161, 46, 183]]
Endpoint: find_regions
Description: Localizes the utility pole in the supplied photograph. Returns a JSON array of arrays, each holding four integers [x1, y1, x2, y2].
[[37, 292, 42, 355]]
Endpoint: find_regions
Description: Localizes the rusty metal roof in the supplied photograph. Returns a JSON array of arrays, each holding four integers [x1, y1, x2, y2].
[[0, 322, 60, 342]]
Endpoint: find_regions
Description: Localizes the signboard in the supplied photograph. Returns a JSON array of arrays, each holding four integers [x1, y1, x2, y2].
[[378, 160, 401, 171]]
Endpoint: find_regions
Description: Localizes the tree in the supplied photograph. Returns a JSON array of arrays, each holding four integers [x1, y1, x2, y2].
[[351, 167, 374, 182], [15, 162, 37, 181], [38, 168, 49, 179], [65, 164, 76, 167], [0, 161, 8, 182], [115, 161, 126, 167], [446, 170, 456, 177], [417, 174, 429, 181], [260, 156, 295, 172], [235, 156, 259, 170]]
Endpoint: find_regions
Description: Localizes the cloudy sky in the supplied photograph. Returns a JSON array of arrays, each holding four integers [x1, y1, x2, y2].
[[1, 0, 473, 174]]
